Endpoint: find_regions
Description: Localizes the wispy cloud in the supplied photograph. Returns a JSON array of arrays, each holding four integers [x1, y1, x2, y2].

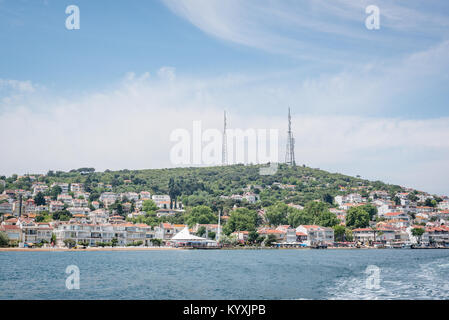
[[162, 0, 449, 61], [0, 79, 35, 93]]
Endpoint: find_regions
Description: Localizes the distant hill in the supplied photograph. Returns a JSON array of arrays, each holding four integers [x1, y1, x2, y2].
[[4, 164, 407, 208]]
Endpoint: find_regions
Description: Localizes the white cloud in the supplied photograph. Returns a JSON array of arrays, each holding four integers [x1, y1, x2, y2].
[[157, 67, 176, 81], [1, 40, 449, 194], [0, 79, 35, 93], [162, 0, 449, 60], [1, 59, 449, 195]]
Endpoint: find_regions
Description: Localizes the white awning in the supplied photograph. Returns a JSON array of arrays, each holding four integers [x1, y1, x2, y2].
[[171, 227, 209, 241]]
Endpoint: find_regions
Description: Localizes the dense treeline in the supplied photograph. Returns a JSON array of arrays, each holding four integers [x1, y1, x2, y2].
[[1, 164, 405, 207]]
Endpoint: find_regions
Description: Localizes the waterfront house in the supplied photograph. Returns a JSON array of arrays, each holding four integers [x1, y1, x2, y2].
[[155, 222, 174, 240], [352, 228, 375, 243], [231, 231, 249, 243], [0, 224, 22, 243], [36, 223, 53, 244], [295, 225, 334, 246], [422, 226, 449, 245], [257, 228, 286, 242]]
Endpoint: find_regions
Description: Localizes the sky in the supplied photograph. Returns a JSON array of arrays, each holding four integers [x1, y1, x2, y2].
[[1, 0, 449, 195]]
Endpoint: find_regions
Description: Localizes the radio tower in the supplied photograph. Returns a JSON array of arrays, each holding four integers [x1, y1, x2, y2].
[[222, 110, 228, 165], [285, 107, 296, 166]]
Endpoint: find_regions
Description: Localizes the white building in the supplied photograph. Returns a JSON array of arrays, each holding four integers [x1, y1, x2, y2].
[[151, 195, 171, 209], [70, 183, 84, 193], [295, 225, 334, 246]]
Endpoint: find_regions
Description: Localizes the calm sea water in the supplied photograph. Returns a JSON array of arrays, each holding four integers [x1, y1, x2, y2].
[[1, 249, 449, 300]]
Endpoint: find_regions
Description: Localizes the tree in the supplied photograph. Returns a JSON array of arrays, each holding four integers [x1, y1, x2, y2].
[[265, 202, 288, 226], [248, 230, 263, 245], [333, 225, 346, 242], [219, 234, 239, 246], [223, 208, 258, 235], [393, 196, 401, 206], [287, 209, 313, 228], [111, 238, 118, 247], [345, 229, 353, 242], [425, 198, 437, 208], [322, 193, 333, 205], [168, 178, 181, 209], [196, 226, 206, 237], [412, 228, 425, 244], [264, 234, 277, 247], [0, 231, 9, 247], [315, 211, 339, 227], [408, 192, 418, 202], [52, 210, 71, 221], [142, 200, 158, 213], [50, 185, 62, 200], [185, 205, 216, 227], [63, 239, 76, 248], [208, 231, 216, 240], [359, 204, 378, 220], [150, 238, 163, 246], [346, 207, 370, 229], [296, 201, 338, 227], [51, 233, 56, 245], [34, 192, 46, 206]]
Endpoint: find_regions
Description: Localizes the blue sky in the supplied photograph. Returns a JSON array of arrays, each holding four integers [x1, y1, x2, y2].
[[1, 0, 449, 194]]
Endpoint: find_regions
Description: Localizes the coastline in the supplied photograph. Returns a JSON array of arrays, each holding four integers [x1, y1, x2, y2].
[[0, 246, 385, 252], [0, 247, 182, 252]]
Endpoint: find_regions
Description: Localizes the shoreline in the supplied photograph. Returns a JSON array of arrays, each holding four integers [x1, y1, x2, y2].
[[0, 246, 402, 252], [0, 247, 183, 252]]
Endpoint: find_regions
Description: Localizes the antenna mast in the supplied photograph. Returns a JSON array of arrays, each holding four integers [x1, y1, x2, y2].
[[222, 111, 228, 165], [285, 107, 296, 166]]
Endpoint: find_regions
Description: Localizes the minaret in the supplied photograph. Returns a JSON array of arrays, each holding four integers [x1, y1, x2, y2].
[[285, 107, 296, 166], [222, 111, 228, 165]]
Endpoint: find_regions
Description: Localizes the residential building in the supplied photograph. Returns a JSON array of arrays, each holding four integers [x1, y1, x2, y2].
[[155, 222, 174, 239], [295, 225, 334, 246], [0, 202, 13, 215], [49, 201, 65, 213], [152, 195, 171, 209], [51, 183, 69, 194], [0, 224, 22, 243], [70, 183, 84, 193]]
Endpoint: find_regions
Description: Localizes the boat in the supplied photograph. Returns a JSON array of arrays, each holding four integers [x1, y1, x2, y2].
[[311, 244, 328, 249]]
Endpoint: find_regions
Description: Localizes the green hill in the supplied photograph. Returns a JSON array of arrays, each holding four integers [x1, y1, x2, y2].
[[3, 164, 406, 209]]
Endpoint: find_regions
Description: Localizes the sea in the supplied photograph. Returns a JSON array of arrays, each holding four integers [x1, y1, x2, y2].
[[1, 249, 448, 300]]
